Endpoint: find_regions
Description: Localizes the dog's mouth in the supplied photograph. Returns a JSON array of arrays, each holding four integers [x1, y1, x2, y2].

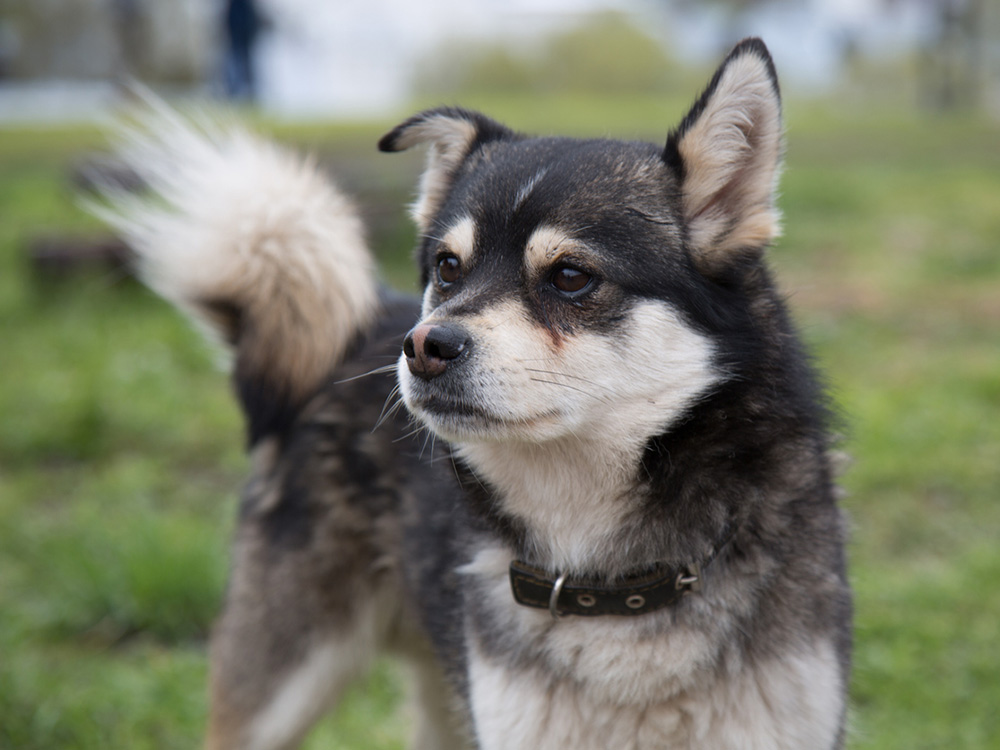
[[409, 395, 561, 440]]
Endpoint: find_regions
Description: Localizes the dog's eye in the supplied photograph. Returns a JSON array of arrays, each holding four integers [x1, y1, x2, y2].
[[436, 255, 462, 286], [550, 266, 592, 296]]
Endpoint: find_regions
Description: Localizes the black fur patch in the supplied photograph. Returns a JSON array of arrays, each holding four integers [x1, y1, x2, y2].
[[234, 369, 298, 448]]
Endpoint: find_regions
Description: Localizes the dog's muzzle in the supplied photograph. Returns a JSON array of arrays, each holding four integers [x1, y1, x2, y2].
[[403, 323, 472, 380]]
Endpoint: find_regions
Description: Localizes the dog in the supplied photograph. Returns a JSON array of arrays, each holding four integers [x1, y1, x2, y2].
[[102, 37, 851, 750]]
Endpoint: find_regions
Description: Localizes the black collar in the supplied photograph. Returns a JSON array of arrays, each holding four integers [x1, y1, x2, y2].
[[509, 525, 737, 619], [509, 559, 701, 618]]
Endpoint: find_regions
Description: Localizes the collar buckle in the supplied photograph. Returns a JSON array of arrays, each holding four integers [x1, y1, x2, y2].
[[548, 572, 569, 619], [674, 563, 701, 593]]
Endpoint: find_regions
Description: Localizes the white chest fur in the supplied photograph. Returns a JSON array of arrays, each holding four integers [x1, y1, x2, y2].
[[461, 548, 844, 750]]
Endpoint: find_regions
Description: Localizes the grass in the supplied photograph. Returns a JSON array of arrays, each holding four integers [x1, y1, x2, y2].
[[0, 95, 997, 748], [777, 104, 1000, 749]]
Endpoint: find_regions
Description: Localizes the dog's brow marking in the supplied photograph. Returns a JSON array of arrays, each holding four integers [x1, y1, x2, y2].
[[524, 225, 573, 276], [441, 215, 477, 264]]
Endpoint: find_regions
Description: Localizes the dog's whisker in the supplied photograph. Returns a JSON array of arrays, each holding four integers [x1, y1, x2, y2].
[[527, 377, 616, 405], [418, 429, 435, 460], [521, 367, 603, 388], [527, 377, 595, 397], [376, 382, 401, 413], [448, 451, 465, 483], [375, 399, 407, 432], [392, 425, 427, 444], [334, 363, 398, 385], [484, 312, 520, 331], [373, 385, 404, 432]]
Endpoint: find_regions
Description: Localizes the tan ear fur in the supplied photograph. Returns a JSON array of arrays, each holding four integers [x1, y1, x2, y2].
[[393, 116, 478, 232], [379, 108, 512, 233], [668, 39, 783, 267]]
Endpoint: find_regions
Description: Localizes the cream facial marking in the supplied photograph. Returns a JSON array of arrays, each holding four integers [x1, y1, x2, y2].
[[420, 214, 476, 318], [523, 225, 588, 278], [437, 214, 477, 266]]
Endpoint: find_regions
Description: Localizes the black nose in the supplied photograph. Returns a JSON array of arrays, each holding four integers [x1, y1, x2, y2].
[[403, 323, 472, 380]]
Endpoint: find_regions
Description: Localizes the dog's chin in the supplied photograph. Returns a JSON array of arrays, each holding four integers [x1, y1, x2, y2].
[[405, 396, 565, 444]]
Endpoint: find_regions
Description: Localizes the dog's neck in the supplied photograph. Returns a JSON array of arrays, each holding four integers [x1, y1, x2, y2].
[[457, 435, 648, 575]]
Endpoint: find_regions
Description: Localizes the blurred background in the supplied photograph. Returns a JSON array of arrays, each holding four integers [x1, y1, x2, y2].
[[0, 1, 997, 748], [1, 0, 999, 119]]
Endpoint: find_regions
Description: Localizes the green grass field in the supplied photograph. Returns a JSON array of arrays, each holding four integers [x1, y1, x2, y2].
[[1, 97, 998, 749]]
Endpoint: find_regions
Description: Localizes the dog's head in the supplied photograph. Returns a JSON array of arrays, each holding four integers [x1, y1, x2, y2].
[[380, 38, 782, 450]]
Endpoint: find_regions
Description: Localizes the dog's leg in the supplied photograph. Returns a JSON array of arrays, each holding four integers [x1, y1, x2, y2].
[[205, 501, 402, 750], [399, 647, 469, 750], [207, 635, 364, 750]]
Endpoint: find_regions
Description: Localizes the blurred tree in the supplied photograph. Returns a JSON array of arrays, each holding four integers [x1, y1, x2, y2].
[[0, 0, 210, 82], [415, 12, 681, 98], [891, 0, 987, 109], [673, 0, 785, 52], [420, 46, 536, 97], [535, 12, 679, 94], [0, 0, 116, 78]]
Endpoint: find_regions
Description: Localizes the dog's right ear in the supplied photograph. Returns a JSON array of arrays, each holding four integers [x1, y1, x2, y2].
[[379, 107, 514, 232]]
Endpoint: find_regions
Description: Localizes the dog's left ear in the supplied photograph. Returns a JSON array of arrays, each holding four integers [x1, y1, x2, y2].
[[379, 107, 515, 232], [664, 38, 783, 271]]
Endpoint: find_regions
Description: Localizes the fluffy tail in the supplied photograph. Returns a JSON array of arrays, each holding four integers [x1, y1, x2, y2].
[[97, 103, 379, 443]]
